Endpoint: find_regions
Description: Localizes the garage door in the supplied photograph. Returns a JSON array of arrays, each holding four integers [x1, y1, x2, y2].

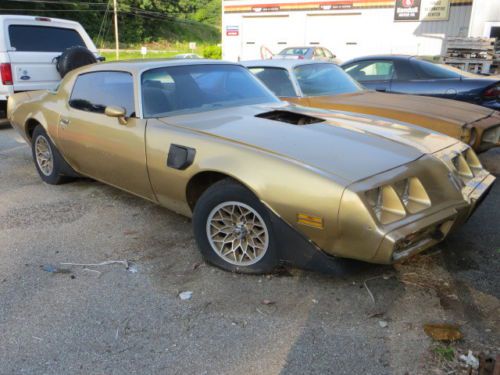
[[305, 14, 362, 61], [241, 15, 290, 60]]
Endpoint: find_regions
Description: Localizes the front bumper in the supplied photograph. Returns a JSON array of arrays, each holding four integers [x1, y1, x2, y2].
[[373, 154, 496, 264]]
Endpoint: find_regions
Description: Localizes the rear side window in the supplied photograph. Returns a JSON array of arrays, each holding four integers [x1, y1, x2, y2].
[[344, 60, 396, 81], [412, 59, 462, 79], [249, 67, 297, 97], [9, 25, 85, 52], [70, 71, 135, 116]]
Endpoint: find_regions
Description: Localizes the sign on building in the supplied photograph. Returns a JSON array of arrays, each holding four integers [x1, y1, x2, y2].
[[420, 0, 450, 21], [394, 0, 421, 21]]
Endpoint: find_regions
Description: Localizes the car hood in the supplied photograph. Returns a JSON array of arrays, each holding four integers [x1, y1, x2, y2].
[[308, 91, 495, 126], [160, 103, 457, 182]]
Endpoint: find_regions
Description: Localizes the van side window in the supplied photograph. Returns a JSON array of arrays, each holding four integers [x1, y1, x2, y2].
[[69, 72, 135, 116], [8, 25, 86, 52]]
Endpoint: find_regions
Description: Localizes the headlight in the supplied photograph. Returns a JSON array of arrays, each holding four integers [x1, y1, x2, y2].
[[365, 177, 431, 224], [461, 127, 477, 146], [451, 148, 482, 180]]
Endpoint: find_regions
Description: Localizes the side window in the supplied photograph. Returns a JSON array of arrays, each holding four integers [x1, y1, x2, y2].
[[69, 71, 135, 116], [314, 48, 325, 58], [344, 60, 396, 82], [249, 67, 297, 97], [323, 48, 334, 59], [393, 60, 418, 81]]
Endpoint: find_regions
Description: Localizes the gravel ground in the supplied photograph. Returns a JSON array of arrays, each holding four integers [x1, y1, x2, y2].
[[0, 126, 498, 375]]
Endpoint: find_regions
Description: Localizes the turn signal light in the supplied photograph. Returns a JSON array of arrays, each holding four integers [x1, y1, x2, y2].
[[297, 213, 324, 229], [1, 63, 13, 85]]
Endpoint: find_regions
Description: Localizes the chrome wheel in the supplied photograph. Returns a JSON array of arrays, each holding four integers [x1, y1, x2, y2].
[[35, 135, 54, 177], [206, 201, 269, 266]]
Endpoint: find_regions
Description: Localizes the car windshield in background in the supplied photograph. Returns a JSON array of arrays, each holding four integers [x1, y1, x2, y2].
[[8, 25, 86, 52], [414, 59, 463, 79], [279, 48, 309, 56], [294, 63, 363, 96], [141, 64, 279, 118], [249, 67, 297, 97]]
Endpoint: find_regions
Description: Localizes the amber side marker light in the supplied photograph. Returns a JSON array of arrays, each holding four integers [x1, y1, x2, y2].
[[297, 213, 324, 229]]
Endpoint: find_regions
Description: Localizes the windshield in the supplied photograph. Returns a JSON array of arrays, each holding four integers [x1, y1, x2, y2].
[[249, 67, 297, 97], [279, 48, 309, 56], [294, 63, 363, 96], [141, 64, 279, 118]]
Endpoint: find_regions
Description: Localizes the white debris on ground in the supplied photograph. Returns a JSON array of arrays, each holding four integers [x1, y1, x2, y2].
[[459, 350, 479, 370], [179, 291, 193, 301]]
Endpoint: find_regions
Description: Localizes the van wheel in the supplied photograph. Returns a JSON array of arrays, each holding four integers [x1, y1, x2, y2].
[[31, 126, 74, 184], [193, 179, 279, 274]]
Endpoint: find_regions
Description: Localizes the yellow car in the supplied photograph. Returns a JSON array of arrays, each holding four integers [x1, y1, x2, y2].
[[7, 60, 496, 273], [244, 60, 500, 152]]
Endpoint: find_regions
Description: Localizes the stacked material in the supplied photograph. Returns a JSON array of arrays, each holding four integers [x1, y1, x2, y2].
[[444, 37, 495, 75]]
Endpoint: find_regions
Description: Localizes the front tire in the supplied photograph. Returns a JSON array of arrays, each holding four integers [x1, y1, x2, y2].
[[31, 126, 73, 185], [193, 179, 279, 273]]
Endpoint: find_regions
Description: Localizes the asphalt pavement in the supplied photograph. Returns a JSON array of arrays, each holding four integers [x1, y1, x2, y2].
[[0, 125, 498, 375]]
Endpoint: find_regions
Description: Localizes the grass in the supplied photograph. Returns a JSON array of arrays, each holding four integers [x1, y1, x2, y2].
[[433, 346, 455, 361], [100, 50, 192, 61]]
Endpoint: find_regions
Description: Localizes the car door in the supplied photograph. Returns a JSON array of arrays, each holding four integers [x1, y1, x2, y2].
[[57, 70, 154, 200], [343, 60, 396, 92]]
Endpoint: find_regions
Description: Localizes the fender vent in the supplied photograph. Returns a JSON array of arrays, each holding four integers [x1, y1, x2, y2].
[[256, 110, 325, 125]]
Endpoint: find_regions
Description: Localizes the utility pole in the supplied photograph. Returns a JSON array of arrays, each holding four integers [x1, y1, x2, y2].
[[113, 0, 119, 60]]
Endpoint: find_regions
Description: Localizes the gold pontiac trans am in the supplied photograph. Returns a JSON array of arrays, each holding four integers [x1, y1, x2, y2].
[[244, 60, 500, 152], [7, 60, 496, 273]]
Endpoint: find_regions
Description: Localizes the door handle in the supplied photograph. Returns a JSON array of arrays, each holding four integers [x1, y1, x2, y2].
[[375, 87, 387, 92], [60, 118, 70, 127]]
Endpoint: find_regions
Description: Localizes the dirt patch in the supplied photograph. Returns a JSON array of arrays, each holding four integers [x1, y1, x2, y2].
[[0, 200, 89, 230]]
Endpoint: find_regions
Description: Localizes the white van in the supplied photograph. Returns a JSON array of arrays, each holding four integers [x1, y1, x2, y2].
[[0, 15, 98, 123]]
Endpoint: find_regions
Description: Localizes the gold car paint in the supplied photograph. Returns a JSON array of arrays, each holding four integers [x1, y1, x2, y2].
[[7, 60, 496, 265], [245, 62, 499, 151], [145, 116, 347, 251]]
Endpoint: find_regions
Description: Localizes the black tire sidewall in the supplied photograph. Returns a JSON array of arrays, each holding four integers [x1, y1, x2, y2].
[[57, 46, 97, 78], [31, 126, 66, 185], [193, 179, 279, 274]]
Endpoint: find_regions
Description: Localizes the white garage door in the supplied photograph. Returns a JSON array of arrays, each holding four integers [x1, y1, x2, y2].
[[305, 14, 362, 62], [241, 15, 290, 60]]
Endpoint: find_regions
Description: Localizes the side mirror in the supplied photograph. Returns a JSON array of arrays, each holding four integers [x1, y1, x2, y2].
[[105, 105, 127, 125]]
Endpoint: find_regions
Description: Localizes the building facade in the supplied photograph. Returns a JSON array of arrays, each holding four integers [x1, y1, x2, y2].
[[222, 0, 483, 62]]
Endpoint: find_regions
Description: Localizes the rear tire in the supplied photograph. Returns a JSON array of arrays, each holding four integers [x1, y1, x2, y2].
[[193, 179, 279, 273], [31, 126, 74, 185]]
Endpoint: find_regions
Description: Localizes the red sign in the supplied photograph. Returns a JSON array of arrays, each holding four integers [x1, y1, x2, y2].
[[226, 26, 239, 36]]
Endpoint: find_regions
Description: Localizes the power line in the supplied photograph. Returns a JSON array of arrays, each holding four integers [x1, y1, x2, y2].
[[5, 0, 108, 5]]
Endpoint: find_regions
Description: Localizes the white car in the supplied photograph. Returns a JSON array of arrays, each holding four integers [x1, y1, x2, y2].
[[0, 15, 98, 124]]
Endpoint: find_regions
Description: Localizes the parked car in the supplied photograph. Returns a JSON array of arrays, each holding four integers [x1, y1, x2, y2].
[[244, 59, 500, 152], [0, 15, 99, 124], [274, 47, 338, 63], [341, 55, 500, 111], [173, 53, 202, 59], [8, 60, 495, 273]]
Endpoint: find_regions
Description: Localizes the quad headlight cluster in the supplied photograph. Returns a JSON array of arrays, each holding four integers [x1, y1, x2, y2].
[[365, 177, 431, 224], [450, 147, 483, 181]]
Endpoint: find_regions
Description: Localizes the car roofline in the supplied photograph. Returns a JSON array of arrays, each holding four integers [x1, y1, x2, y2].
[[242, 59, 337, 70]]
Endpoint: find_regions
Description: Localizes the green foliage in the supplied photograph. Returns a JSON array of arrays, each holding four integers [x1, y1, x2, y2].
[[0, 0, 221, 47], [433, 346, 455, 361], [202, 45, 222, 59]]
